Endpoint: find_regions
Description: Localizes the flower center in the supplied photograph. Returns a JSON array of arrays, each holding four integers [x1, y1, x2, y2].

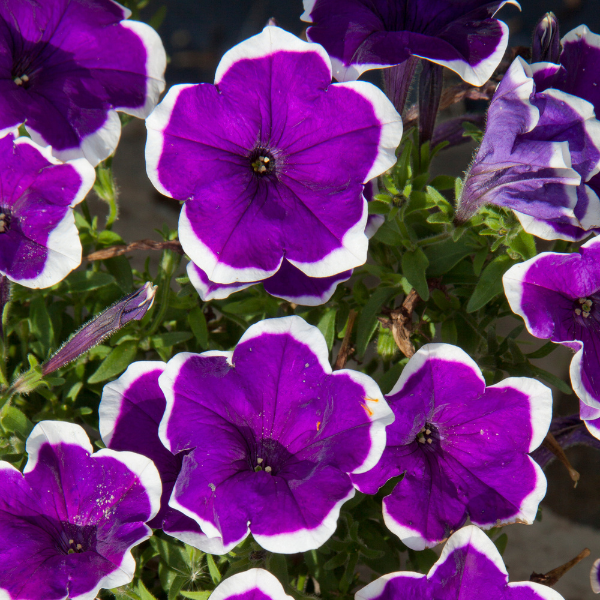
[[574, 297, 594, 319], [416, 422, 440, 450], [249, 148, 275, 177], [0, 212, 10, 234], [254, 456, 273, 474], [12, 73, 30, 87], [55, 523, 97, 556]]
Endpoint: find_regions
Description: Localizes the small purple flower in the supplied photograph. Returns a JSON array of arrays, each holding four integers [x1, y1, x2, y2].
[[355, 525, 565, 600], [503, 238, 600, 428], [146, 26, 402, 292], [99, 361, 227, 554], [0, 133, 95, 288], [352, 343, 551, 550], [0, 421, 161, 600], [210, 569, 292, 600], [0, 0, 166, 166], [456, 55, 600, 241], [301, 0, 515, 85], [158, 316, 394, 554]]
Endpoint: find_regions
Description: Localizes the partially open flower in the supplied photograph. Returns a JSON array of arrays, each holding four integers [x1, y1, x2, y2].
[[158, 316, 394, 554], [355, 525, 565, 600], [352, 343, 551, 550], [0, 421, 161, 600], [0, 0, 166, 165], [0, 133, 95, 288]]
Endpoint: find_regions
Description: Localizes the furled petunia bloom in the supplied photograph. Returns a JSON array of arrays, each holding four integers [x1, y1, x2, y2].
[[0, 0, 166, 166], [355, 525, 565, 600], [0, 133, 95, 288], [99, 361, 227, 554], [209, 569, 292, 600], [158, 316, 394, 554], [456, 55, 600, 241], [503, 237, 600, 439], [185, 182, 382, 305], [146, 26, 402, 295], [301, 0, 515, 85], [0, 421, 161, 600], [351, 343, 551, 550]]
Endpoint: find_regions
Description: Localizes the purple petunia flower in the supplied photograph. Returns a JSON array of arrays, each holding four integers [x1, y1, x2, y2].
[[99, 361, 227, 554], [0, 132, 95, 288], [209, 569, 292, 600], [351, 343, 551, 550], [0, 0, 166, 166], [503, 237, 600, 439], [355, 525, 565, 600], [157, 316, 394, 554], [0, 421, 161, 600], [146, 26, 402, 293], [456, 55, 600, 240], [301, 0, 515, 85]]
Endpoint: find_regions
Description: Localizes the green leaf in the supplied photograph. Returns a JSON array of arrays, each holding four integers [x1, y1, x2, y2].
[[425, 238, 477, 277], [105, 256, 134, 292], [1, 406, 33, 437], [525, 341, 557, 359], [508, 229, 537, 260], [150, 332, 193, 349], [429, 175, 456, 191], [494, 533, 508, 556], [441, 320, 457, 345], [88, 341, 137, 384], [136, 580, 158, 600], [29, 295, 54, 357], [59, 271, 116, 293], [206, 554, 221, 584], [189, 307, 209, 349], [377, 359, 407, 394], [402, 248, 429, 300], [466, 254, 516, 313], [317, 309, 337, 352], [323, 552, 348, 571], [528, 365, 573, 395], [97, 230, 125, 247], [377, 324, 397, 360], [355, 287, 397, 359], [180, 592, 212, 600], [266, 553, 289, 588]]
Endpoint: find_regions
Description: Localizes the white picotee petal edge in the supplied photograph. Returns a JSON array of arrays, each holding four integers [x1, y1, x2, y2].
[[570, 344, 600, 411], [507, 582, 566, 600], [381, 501, 433, 551], [562, 24, 600, 50], [268, 272, 351, 307], [355, 572, 425, 600], [591, 558, 600, 594], [210, 569, 293, 600], [99, 360, 166, 447], [253, 487, 355, 554], [186, 260, 255, 301], [163, 524, 229, 556]]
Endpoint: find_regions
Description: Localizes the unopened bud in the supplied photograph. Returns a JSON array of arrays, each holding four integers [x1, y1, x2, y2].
[[532, 12, 561, 64]]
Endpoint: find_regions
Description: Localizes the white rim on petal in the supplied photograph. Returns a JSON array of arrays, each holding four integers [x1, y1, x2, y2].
[[570, 344, 600, 411], [253, 487, 355, 553], [267, 271, 351, 306], [381, 500, 432, 551], [355, 572, 425, 600], [215, 26, 332, 87], [118, 21, 167, 118], [99, 361, 166, 447], [187, 260, 255, 301], [210, 569, 293, 600], [584, 417, 600, 441], [237, 316, 331, 373], [25, 421, 94, 473], [562, 24, 600, 49], [164, 524, 229, 555], [507, 582, 567, 600], [591, 558, 600, 594]]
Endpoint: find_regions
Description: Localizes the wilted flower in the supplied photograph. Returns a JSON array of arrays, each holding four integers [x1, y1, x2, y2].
[[0, 0, 166, 165], [301, 0, 515, 85], [355, 525, 565, 600], [456, 56, 600, 241], [0, 421, 161, 600], [0, 133, 95, 289], [158, 316, 394, 554], [352, 343, 551, 550], [146, 26, 402, 296], [99, 361, 226, 553], [503, 238, 600, 438]]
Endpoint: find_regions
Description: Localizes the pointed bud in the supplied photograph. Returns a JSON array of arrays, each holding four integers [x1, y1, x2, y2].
[[41, 282, 157, 376], [532, 12, 561, 64], [418, 61, 444, 148]]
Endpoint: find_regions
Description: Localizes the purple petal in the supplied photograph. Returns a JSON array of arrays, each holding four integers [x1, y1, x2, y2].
[[0, 134, 95, 288], [302, 0, 515, 86], [0, 421, 161, 600], [210, 569, 293, 600], [158, 316, 393, 553], [146, 26, 401, 285]]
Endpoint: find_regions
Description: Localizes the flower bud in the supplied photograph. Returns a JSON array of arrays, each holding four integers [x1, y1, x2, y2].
[[532, 12, 561, 63]]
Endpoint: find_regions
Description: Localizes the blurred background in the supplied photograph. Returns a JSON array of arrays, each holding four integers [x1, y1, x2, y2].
[[104, 2, 600, 596]]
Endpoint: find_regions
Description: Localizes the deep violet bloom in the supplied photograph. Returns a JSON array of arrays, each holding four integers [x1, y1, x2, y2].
[[185, 182, 382, 305], [209, 569, 292, 600], [0, 0, 166, 166], [301, 0, 516, 85], [99, 361, 226, 554], [0, 133, 95, 288], [456, 56, 600, 241], [355, 525, 565, 600], [158, 316, 394, 554], [0, 421, 161, 600], [146, 26, 402, 290], [503, 237, 600, 438], [351, 343, 551, 550]]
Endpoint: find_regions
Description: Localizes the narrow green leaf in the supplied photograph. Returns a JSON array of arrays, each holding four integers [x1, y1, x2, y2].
[[525, 341, 558, 360], [402, 248, 429, 300], [317, 309, 337, 351], [136, 580, 158, 600], [105, 256, 134, 293], [323, 552, 348, 571], [1, 406, 33, 437], [29, 295, 54, 357], [429, 175, 456, 190], [88, 341, 137, 384], [189, 306, 209, 349], [60, 271, 116, 293], [180, 592, 212, 600], [206, 554, 221, 584], [494, 533, 508, 556], [528, 365, 573, 395], [466, 254, 516, 313], [150, 332, 193, 349], [355, 287, 397, 358], [424, 238, 478, 277], [441, 320, 457, 345], [266, 553, 289, 588]]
